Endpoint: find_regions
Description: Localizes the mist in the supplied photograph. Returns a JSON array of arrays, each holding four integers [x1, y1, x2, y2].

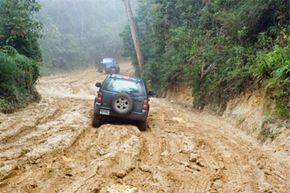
[[38, 0, 130, 72]]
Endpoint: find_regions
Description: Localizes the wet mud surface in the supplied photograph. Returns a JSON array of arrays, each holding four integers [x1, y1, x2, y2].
[[0, 63, 289, 193]]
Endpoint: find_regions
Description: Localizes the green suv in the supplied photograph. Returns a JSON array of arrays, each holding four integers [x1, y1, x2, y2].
[[93, 74, 152, 130]]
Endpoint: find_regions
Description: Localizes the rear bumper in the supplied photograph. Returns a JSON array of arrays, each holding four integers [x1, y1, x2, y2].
[[94, 103, 148, 121]]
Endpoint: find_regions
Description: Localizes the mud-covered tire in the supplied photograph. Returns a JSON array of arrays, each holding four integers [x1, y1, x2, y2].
[[111, 93, 133, 115], [138, 120, 147, 131], [92, 112, 103, 128], [97, 65, 103, 72]]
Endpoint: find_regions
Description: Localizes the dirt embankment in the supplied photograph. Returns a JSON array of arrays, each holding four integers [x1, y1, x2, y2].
[[0, 63, 289, 193], [166, 84, 290, 156], [224, 89, 290, 156]]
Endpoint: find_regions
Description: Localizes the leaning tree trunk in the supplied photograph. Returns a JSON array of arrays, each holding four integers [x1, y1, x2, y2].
[[122, 0, 145, 77]]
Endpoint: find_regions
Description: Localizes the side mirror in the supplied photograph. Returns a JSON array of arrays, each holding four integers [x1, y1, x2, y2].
[[95, 82, 102, 88], [148, 91, 154, 97]]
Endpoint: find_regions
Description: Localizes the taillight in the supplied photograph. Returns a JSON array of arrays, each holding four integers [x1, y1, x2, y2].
[[97, 92, 103, 104], [143, 99, 149, 111]]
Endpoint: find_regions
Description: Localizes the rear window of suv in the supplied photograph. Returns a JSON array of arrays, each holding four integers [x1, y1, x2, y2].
[[103, 78, 145, 96], [102, 58, 114, 63]]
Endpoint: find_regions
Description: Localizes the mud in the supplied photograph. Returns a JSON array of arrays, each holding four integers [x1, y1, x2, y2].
[[0, 63, 289, 193]]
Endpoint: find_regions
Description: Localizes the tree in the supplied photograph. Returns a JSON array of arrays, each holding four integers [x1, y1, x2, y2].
[[0, 0, 42, 60], [122, 0, 144, 76]]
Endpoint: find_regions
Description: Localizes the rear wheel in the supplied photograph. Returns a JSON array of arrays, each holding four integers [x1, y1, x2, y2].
[[92, 111, 103, 128], [138, 120, 147, 131], [97, 65, 103, 72]]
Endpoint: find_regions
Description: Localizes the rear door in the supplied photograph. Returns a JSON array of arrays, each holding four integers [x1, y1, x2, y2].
[[100, 78, 115, 108], [101, 78, 146, 113], [101, 90, 115, 108]]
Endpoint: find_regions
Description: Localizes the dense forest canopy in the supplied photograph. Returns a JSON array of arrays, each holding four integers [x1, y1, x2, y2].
[[122, 0, 289, 118], [38, 0, 129, 72]]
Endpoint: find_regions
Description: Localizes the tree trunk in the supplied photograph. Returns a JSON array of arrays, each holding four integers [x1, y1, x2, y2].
[[122, 0, 145, 76], [200, 63, 216, 79]]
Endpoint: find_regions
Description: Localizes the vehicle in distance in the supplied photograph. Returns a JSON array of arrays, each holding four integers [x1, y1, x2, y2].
[[97, 58, 120, 74], [93, 74, 152, 130]]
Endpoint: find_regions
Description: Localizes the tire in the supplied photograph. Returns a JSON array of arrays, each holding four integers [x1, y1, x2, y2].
[[97, 65, 103, 72], [138, 120, 147, 131], [111, 93, 134, 115], [92, 111, 103, 128]]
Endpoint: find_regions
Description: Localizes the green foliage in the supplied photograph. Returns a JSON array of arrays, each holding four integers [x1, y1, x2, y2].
[[122, 0, 289, 115], [0, 46, 40, 112], [191, 36, 255, 110], [254, 42, 290, 88], [0, 0, 42, 60], [0, 0, 42, 112], [254, 40, 290, 119]]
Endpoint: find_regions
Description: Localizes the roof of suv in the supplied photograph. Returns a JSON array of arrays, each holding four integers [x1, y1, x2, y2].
[[109, 74, 143, 83]]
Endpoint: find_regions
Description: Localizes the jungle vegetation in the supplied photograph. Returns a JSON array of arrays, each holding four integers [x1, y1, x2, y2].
[[121, 0, 290, 118]]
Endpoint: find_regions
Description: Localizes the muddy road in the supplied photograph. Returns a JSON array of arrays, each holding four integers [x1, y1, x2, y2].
[[0, 63, 289, 193]]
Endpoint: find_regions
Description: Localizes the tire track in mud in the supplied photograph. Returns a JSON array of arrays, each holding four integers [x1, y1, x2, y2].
[[0, 62, 289, 193], [197, 124, 289, 193], [121, 99, 290, 193], [0, 67, 99, 185], [0, 100, 61, 144], [0, 100, 91, 183]]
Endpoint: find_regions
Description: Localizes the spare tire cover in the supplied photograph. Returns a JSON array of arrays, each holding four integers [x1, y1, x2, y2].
[[111, 92, 134, 115]]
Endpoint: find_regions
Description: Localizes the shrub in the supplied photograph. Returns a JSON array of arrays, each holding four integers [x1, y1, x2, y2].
[[253, 41, 290, 119], [0, 46, 40, 112]]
